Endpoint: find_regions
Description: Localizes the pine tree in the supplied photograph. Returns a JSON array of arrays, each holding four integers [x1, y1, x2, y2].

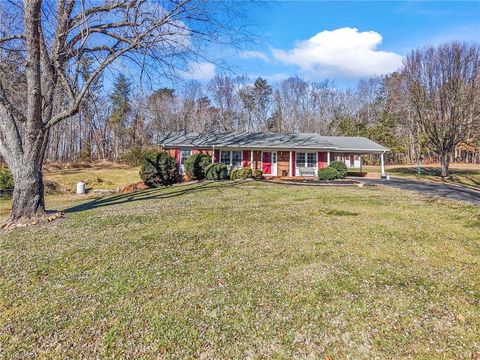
[[109, 74, 132, 159]]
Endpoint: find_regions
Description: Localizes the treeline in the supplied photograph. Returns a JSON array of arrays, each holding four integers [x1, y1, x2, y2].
[[45, 43, 479, 168], [45, 74, 408, 164]]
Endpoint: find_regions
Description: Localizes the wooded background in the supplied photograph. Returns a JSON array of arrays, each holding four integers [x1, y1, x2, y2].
[[38, 70, 479, 166]]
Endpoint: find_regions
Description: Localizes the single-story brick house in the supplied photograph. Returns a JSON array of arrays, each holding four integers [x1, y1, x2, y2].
[[158, 131, 388, 177]]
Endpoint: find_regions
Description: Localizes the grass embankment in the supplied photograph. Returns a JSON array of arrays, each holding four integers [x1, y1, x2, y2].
[[0, 163, 140, 221], [360, 164, 480, 189], [1, 180, 479, 358], [44, 161, 141, 191]]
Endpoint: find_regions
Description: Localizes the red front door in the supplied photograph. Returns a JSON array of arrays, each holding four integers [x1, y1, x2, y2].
[[262, 152, 272, 174]]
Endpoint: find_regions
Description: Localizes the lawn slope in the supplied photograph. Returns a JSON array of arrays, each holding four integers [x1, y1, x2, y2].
[[1, 181, 479, 358]]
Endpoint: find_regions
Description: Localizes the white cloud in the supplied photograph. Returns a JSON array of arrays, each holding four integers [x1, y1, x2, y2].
[[249, 73, 290, 83], [180, 62, 216, 81], [272, 27, 403, 79], [239, 51, 270, 62]]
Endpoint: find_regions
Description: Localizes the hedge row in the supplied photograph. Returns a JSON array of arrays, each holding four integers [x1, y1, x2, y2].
[[230, 168, 263, 180], [138, 150, 266, 187]]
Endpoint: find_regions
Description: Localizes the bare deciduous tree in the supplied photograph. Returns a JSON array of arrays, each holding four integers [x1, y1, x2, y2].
[[207, 75, 238, 131], [403, 42, 480, 177], [0, 0, 251, 225]]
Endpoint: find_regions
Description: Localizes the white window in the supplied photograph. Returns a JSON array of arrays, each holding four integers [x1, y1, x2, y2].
[[296, 152, 316, 167], [232, 151, 242, 167], [296, 153, 305, 167], [179, 149, 192, 175], [220, 151, 242, 167], [180, 150, 191, 164], [220, 151, 231, 165]]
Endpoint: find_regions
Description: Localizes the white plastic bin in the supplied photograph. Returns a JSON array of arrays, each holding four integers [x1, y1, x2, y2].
[[76, 181, 85, 194]]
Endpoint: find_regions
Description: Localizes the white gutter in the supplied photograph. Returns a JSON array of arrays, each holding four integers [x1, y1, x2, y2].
[[162, 144, 388, 153]]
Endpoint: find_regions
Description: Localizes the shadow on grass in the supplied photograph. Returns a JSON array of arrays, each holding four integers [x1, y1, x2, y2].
[[65, 181, 243, 214]]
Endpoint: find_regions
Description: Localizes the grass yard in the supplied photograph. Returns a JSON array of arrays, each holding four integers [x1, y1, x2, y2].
[[0, 180, 479, 358], [44, 162, 141, 192], [0, 163, 141, 221]]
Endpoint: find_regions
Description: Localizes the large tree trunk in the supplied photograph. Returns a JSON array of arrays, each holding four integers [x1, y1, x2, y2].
[[440, 153, 450, 178], [10, 162, 46, 220], [2, 124, 50, 224], [0, 0, 47, 224]]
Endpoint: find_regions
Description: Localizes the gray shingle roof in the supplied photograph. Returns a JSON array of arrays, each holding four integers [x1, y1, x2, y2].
[[158, 131, 388, 153]]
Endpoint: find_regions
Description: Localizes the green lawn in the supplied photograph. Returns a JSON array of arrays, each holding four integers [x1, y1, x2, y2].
[[1, 181, 479, 358]]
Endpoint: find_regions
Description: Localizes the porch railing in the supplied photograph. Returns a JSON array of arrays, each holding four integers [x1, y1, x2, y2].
[[297, 167, 317, 176]]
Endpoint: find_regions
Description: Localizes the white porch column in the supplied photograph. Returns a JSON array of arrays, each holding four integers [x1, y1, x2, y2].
[[250, 150, 254, 169], [327, 151, 330, 165], [289, 151, 292, 176], [380, 152, 386, 177]]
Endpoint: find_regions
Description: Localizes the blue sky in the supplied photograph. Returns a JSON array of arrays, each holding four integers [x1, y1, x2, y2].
[[182, 1, 479, 87], [109, 1, 479, 90]]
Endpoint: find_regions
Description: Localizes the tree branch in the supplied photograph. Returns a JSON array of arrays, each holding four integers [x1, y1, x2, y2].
[[45, 31, 151, 129], [0, 77, 27, 123], [0, 34, 25, 44]]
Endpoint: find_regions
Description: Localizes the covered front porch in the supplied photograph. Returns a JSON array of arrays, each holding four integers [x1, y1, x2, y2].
[[215, 148, 387, 178]]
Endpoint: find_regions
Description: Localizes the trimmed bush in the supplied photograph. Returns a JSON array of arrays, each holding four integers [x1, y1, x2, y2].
[[329, 161, 348, 178], [231, 167, 253, 180], [253, 169, 263, 180], [230, 168, 240, 180], [139, 150, 177, 187], [205, 163, 228, 180], [239, 167, 253, 179], [184, 153, 212, 180], [318, 167, 339, 181], [0, 167, 14, 190]]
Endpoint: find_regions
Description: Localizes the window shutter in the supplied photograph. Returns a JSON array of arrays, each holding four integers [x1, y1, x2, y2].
[[318, 152, 328, 169], [174, 149, 180, 170], [242, 150, 250, 167], [292, 151, 296, 176]]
